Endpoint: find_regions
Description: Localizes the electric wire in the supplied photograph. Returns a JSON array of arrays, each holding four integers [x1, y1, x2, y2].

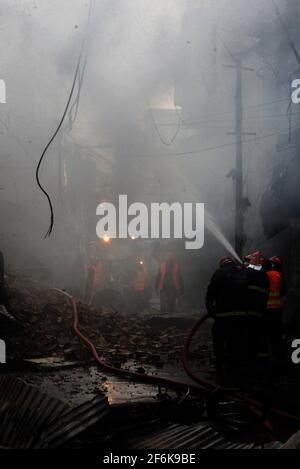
[[132, 123, 300, 159], [35, 0, 94, 238], [148, 106, 182, 146], [36, 60, 81, 238]]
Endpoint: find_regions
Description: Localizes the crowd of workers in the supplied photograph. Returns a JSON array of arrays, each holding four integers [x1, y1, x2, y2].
[[0, 246, 287, 379], [206, 251, 286, 378], [154, 248, 287, 378]]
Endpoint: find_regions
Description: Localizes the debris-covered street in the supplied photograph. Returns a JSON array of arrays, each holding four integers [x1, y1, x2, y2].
[[6, 273, 211, 367], [1, 0, 300, 458], [2, 271, 300, 450]]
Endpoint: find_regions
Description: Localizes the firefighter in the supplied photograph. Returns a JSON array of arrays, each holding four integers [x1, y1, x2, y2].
[[265, 256, 287, 366], [206, 256, 248, 377], [133, 261, 147, 293], [85, 255, 103, 304], [131, 259, 150, 313], [156, 251, 184, 313], [244, 251, 270, 368]]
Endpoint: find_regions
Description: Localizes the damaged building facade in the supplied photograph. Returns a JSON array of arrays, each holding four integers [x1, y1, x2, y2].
[[1, 0, 300, 452]]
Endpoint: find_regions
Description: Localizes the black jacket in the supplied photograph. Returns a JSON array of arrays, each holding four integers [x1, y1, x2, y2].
[[206, 264, 270, 317], [206, 264, 248, 316]]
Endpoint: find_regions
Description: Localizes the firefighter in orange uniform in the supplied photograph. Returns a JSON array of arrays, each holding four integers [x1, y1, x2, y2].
[[265, 256, 287, 365], [156, 251, 184, 313], [85, 256, 103, 305], [132, 259, 150, 312]]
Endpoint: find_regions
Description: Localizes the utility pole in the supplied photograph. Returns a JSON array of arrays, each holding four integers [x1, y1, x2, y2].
[[225, 59, 254, 259], [235, 58, 244, 259]]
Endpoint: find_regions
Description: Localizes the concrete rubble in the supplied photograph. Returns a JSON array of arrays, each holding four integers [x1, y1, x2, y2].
[[5, 273, 212, 370]]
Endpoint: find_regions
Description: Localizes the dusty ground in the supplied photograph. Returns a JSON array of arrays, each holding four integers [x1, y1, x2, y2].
[[1, 272, 300, 450], [2, 272, 300, 447], [4, 272, 214, 370]]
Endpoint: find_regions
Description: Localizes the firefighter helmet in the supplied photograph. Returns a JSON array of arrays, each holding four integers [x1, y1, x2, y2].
[[269, 256, 282, 267], [219, 256, 234, 267]]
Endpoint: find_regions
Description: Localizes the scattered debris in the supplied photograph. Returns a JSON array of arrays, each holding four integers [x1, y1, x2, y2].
[[6, 273, 211, 369], [23, 357, 87, 370]]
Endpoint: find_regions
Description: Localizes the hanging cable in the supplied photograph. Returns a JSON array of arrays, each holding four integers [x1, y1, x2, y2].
[[130, 122, 300, 159], [36, 0, 94, 238], [67, 54, 88, 132], [149, 106, 182, 146], [36, 60, 81, 238]]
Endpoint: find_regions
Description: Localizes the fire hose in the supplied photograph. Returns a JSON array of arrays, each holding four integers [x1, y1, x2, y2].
[[182, 312, 300, 425], [54, 289, 208, 394], [55, 289, 300, 430]]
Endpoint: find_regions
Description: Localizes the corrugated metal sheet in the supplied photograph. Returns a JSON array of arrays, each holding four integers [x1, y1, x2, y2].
[[36, 393, 110, 448], [0, 375, 296, 449], [278, 430, 300, 449], [128, 422, 263, 449], [0, 375, 109, 449], [0, 375, 69, 448]]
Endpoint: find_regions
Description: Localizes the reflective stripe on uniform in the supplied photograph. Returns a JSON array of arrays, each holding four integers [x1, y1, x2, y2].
[[248, 285, 269, 295], [268, 292, 281, 307], [269, 292, 280, 298], [215, 311, 262, 318]]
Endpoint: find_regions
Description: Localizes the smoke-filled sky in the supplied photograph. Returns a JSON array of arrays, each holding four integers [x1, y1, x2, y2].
[[0, 0, 298, 284]]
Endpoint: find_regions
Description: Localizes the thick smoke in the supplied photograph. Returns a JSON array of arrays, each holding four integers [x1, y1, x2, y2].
[[0, 0, 297, 306]]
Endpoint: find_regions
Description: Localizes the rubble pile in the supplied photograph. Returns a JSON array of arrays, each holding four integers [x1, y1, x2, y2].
[[5, 274, 212, 367]]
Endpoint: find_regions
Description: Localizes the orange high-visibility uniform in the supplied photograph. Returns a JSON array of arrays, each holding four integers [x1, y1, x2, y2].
[[266, 270, 282, 309], [86, 262, 103, 298], [158, 262, 181, 293], [133, 267, 147, 292]]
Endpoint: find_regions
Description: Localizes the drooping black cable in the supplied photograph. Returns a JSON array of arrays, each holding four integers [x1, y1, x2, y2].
[[35, 58, 81, 238], [67, 54, 87, 132], [36, 0, 94, 238], [149, 106, 182, 146]]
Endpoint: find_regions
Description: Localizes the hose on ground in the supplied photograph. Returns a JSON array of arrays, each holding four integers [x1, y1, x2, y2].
[[183, 312, 300, 425], [55, 289, 300, 428], [54, 289, 209, 394]]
